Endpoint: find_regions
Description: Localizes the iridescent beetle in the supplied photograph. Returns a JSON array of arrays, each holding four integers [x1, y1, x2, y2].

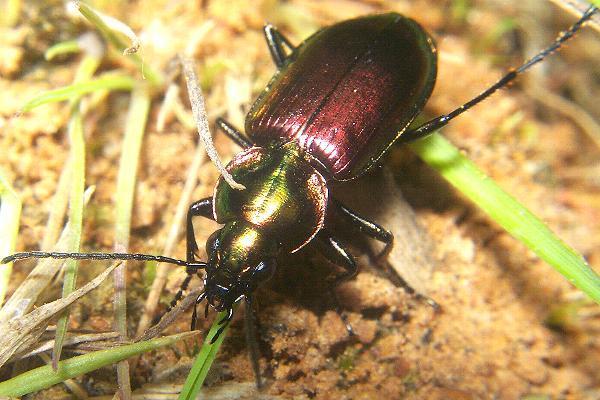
[[4, 6, 597, 350]]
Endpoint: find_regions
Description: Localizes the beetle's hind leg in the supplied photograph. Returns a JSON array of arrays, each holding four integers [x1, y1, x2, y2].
[[263, 24, 295, 68], [329, 198, 394, 260], [315, 231, 358, 336], [328, 199, 440, 311], [216, 117, 253, 149]]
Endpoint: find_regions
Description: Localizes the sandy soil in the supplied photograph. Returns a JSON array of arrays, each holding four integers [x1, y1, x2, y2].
[[1, 0, 598, 399]]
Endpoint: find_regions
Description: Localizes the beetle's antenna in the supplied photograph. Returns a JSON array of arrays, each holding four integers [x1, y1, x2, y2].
[[401, 5, 598, 143], [1, 251, 191, 267]]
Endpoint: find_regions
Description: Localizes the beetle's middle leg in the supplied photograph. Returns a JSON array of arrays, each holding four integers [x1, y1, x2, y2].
[[315, 230, 358, 336], [329, 198, 394, 260]]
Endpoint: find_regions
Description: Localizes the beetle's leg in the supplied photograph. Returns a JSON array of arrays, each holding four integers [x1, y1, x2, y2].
[[399, 5, 598, 144], [190, 291, 207, 331], [168, 197, 214, 310], [315, 231, 358, 336], [185, 197, 214, 263], [216, 117, 253, 149], [329, 198, 394, 259], [263, 24, 295, 68], [244, 295, 263, 388]]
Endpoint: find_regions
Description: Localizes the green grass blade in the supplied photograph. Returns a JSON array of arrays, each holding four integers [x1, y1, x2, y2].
[[0, 171, 21, 306], [52, 53, 101, 369], [21, 74, 135, 113], [45, 40, 80, 61], [409, 133, 600, 303], [52, 104, 86, 369], [113, 84, 151, 398], [178, 312, 231, 400], [0, 331, 199, 397]]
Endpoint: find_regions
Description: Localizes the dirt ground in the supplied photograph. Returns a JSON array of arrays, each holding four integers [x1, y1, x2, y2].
[[0, 0, 599, 399]]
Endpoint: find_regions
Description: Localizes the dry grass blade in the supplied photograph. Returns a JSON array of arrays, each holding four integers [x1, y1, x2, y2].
[[73, 1, 162, 85], [0, 170, 21, 306], [525, 82, 600, 149], [137, 286, 204, 342], [11, 332, 120, 362], [0, 188, 94, 324], [69, 1, 140, 55], [179, 55, 246, 190], [85, 382, 287, 400], [134, 141, 207, 338], [0, 262, 119, 368]]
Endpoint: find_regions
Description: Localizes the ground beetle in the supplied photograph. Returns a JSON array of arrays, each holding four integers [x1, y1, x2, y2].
[[3, 3, 598, 362]]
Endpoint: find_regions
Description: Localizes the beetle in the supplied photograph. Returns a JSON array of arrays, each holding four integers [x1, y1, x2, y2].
[[4, 4, 598, 351]]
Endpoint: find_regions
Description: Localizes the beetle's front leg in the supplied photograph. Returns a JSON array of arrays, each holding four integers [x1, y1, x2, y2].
[[169, 197, 214, 310], [186, 197, 214, 265]]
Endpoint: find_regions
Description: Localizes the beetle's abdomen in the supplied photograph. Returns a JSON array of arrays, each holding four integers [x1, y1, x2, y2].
[[213, 142, 328, 252], [246, 13, 437, 180]]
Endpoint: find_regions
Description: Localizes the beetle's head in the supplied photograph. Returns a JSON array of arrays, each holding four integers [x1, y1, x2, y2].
[[203, 221, 277, 311]]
